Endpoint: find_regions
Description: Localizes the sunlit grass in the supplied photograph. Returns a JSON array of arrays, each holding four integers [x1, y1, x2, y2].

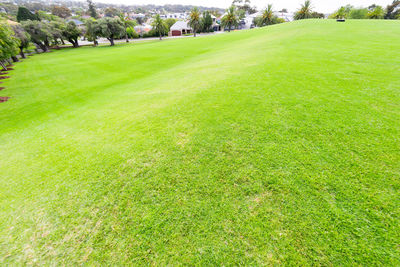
[[0, 19, 399, 265]]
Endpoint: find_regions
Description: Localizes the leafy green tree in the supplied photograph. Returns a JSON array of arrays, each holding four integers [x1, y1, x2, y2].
[[51, 6, 71, 19], [97, 17, 124, 46], [232, 0, 257, 14], [0, 21, 19, 68], [37, 10, 58, 21], [255, 4, 286, 27], [385, 1, 400, 19], [85, 18, 100, 46], [189, 7, 201, 37], [119, 14, 135, 42], [87, 0, 98, 19], [164, 18, 177, 31], [104, 7, 121, 18], [294, 0, 313, 20], [349, 8, 369, 19], [126, 26, 139, 38], [201, 11, 213, 32], [62, 21, 81, 47], [152, 14, 167, 40], [17, 6, 39, 22], [210, 10, 222, 18], [310, 12, 325, 18], [330, 7, 347, 19], [330, 5, 354, 19], [12, 24, 31, 58], [221, 6, 239, 32], [368, 5, 385, 19], [22, 20, 52, 51], [49, 20, 66, 45]]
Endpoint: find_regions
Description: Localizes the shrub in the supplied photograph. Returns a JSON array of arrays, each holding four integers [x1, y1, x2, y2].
[[17, 6, 39, 22], [126, 26, 139, 39]]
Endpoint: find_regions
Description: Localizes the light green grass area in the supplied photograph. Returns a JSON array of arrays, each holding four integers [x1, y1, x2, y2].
[[1, 20, 399, 265]]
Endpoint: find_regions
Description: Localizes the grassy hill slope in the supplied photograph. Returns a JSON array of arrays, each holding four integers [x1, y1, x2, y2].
[[0, 20, 399, 264]]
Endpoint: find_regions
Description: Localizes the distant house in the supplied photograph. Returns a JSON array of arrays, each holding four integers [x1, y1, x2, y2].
[[130, 13, 146, 20], [210, 14, 221, 31], [170, 21, 192, 36], [67, 19, 84, 26], [162, 13, 188, 20], [134, 25, 153, 36], [273, 11, 294, 21]]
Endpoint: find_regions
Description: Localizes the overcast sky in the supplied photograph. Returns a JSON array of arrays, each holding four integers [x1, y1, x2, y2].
[[94, 0, 393, 13]]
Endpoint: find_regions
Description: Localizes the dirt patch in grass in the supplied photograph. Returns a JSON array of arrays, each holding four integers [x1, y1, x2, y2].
[[0, 76, 10, 80], [0, 96, 10, 102], [0, 87, 5, 91]]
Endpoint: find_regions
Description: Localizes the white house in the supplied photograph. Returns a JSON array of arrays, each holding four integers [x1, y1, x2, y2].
[[273, 11, 294, 21]]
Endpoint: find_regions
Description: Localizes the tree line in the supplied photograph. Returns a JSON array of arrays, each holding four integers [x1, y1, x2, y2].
[[295, 0, 400, 20], [329, 1, 400, 20]]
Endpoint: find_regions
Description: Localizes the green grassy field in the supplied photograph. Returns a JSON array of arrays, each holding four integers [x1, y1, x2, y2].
[[0, 19, 399, 265]]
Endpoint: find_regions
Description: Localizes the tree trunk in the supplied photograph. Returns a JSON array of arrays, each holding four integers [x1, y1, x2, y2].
[[94, 40, 98, 46], [11, 56, 19, 62], [125, 32, 129, 43], [0, 62, 7, 71], [19, 47, 26, 59], [44, 39, 50, 50], [159, 33, 162, 40], [69, 38, 79, 48], [108, 37, 114, 46], [194, 28, 196, 37], [40, 43, 48, 52], [61, 39, 65, 45]]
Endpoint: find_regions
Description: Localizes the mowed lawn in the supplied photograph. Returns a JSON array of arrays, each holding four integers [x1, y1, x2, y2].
[[1, 19, 400, 265]]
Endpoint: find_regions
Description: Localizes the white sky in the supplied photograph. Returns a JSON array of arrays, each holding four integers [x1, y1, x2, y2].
[[94, 0, 393, 13]]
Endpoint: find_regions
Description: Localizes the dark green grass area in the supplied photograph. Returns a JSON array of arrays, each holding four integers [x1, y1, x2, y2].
[[0, 20, 399, 264]]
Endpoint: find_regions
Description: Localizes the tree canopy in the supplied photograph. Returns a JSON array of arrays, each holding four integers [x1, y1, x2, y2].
[[97, 17, 125, 46], [85, 18, 100, 46], [260, 4, 274, 26], [189, 7, 201, 37], [294, 0, 313, 20], [11, 24, 31, 58], [17, 6, 39, 22], [51, 6, 71, 19], [221, 6, 239, 32], [104, 7, 121, 18], [63, 21, 81, 47], [368, 5, 385, 19], [152, 14, 167, 40], [201, 11, 213, 32], [0, 21, 20, 68], [22, 20, 52, 51]]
